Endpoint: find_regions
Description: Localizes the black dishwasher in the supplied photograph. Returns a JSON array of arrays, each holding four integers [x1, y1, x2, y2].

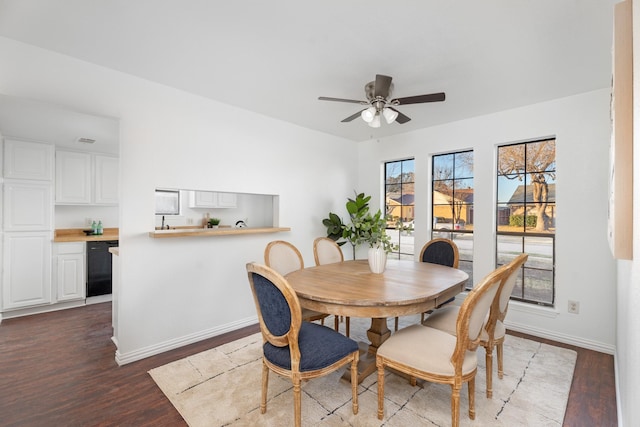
[[87, 240, 118, 297]]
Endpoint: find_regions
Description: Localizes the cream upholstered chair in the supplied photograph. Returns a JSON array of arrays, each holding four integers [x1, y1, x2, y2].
[[423, 253, 528, 398], [376, 264, 506, 427], [246, 262, 359, 427], [394, 238, 460, 331], [264, 240, 330, 325], [313, 237, 349, 336]]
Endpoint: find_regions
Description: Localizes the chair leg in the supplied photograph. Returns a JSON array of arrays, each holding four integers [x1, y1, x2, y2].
[[485, 343, 494, 398], [345, 317, 350, 337], [334, 315, 339, 332], [394, 316, 399, 331], [261, 361, 269, 414], [377, 359, 385, 420], [451, 384, 461, 427], [351, 353, 359, 414], [293, 374, 302, 427], [497, 340, 504, 379], [468, 376, 476, 420]]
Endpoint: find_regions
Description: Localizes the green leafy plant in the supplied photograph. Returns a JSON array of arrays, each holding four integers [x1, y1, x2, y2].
[[208, 217, 221, 226], [322, 192, 398, 258]]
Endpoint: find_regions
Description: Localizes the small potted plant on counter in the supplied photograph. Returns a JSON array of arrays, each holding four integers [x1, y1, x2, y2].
[[208, 217, 221, 228]]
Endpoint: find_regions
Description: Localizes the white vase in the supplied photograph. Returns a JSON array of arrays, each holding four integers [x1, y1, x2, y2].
[[368, 246, 387, 273]]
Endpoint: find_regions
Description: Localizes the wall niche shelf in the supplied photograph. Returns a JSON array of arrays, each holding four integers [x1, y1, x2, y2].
[[148, 226, 290, 239]]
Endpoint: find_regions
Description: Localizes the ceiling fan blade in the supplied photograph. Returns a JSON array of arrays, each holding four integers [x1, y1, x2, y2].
[[393, 92, 446, 105], [341, 110, 365, 122], [390, 107, 411, 124], [318, 96, 367, 104], [374, 74, 393, 98]]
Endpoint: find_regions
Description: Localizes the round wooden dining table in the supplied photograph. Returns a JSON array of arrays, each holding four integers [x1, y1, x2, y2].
[[285, 258, 469, 383]]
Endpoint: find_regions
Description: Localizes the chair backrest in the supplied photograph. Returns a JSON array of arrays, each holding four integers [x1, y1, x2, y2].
[[246, 262, 301, 354], [419, 238, 459, 268], [313, 237, 344, 266], [451, 264, 505, 366], [264, 240, 304, 276], [484, 253, 529, 338]]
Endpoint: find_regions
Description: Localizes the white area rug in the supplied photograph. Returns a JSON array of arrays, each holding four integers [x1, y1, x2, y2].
[[149, 315, 576, 426]]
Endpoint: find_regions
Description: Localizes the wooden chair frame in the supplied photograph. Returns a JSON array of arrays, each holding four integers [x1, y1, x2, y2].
[[312, 237, 350, 336], [264, 240, 330, 325], [377, 264, 506, 427], [482, 253, 528, 397], [247, 262, 359, 427]]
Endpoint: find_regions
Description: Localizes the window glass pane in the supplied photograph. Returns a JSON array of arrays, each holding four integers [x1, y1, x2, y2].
[[526, 139, 556, 173], [497, 174, 522, 204], [522, 268, 554, 304], [497, 144, 525, 175], [401, 159, 415, 183], [433, 154, 454, 179], [155, 190, 180, 215], [454, 151, 474, 178]]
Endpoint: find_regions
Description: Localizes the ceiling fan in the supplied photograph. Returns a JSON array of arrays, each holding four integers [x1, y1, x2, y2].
[[318, 74, 445, 128]]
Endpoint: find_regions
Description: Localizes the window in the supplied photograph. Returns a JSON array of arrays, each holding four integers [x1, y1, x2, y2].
[[385, 159, 414, 260], [431, 151, 474, 285], [155, 189, 180, 215], [496, 138, 555, 306]]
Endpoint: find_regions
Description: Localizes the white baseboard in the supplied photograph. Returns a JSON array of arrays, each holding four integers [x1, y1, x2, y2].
[[114, 315, 259, 366], [506, 319, 616, 355]]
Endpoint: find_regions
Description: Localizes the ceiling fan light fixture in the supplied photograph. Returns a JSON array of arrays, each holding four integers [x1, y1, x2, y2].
[[382, 107, 398, 124], [368, 113, 381, 128], [361, 106, 376, 123]]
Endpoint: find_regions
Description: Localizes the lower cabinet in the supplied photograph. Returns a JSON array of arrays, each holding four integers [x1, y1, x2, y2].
[[54, 242, 86, 302], [2, 232, 52, 310]]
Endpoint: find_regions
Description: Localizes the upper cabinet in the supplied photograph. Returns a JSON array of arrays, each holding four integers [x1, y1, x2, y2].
[[3, 139, 54, 181], [188, 191, 237, 209], [55, 150, 119, 205]]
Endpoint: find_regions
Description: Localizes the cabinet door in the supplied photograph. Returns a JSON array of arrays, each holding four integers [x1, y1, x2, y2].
[[55, 151, 91, 204], [56, 253, 86, 301], [217, 192, 237, 208], [94, 155, 119, 204], [2, 232, 52, 310], [3, 181, 53, 231], [3, 139, 54, 181], [189, 191, 218, 208]]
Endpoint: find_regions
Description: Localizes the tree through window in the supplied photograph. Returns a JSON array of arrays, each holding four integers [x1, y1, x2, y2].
[[497, 138, 556, 306]]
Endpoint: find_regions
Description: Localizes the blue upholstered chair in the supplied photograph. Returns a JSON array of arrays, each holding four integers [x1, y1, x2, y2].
[[394, 238, 460, 331], [264, 240, 331, 326], [246, 262, 359, 427]]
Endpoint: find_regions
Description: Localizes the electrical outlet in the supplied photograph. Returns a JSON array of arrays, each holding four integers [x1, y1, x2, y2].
[[568, 300, 580, 314], [85, 218, 93, 226], [187, 218, 193, 225]]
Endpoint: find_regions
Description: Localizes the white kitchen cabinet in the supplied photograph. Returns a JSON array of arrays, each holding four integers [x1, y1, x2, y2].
[[3, 180, 53, 231], [55, 151, 91, 204], [54, 242, 86, 302], [2, 232, 52, 310], [189, 191, 237, 208], [3, 139, 54, 181], [94, 155, 119, 204], [55, 150, 119, 205], [217, 192, 237, 208]]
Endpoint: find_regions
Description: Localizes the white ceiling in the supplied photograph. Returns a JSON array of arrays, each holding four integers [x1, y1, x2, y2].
[[0, 0, 615, 142]]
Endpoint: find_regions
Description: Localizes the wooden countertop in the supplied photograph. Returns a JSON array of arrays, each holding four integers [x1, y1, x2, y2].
[[54, 228, 119, 242], [148, 226, 290, 238]]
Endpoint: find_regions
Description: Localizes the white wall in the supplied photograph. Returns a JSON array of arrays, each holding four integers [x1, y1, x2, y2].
[[0, 37, 358, 362], [358, 89, 617, 353], [616, 2, 640, 425]]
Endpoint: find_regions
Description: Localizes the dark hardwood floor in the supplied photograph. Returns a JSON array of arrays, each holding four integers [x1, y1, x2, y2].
[[0, 303, 616, 426]]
